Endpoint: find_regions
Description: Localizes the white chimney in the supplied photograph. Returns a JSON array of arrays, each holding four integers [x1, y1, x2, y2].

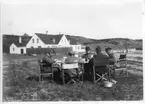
[[19, 36, 22, 43], [46, 31, 48, 35]]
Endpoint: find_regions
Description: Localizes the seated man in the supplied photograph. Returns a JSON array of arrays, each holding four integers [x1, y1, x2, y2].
[[89, 46, 109, 76], [82, 46, 93, 61], [65, 51, 78, 63], [105, 47, 118, 83], [64, 51, 82, 82], [39, 52, 55, 73], [81, 46, 94, 80], [105, 47, 118, 65]]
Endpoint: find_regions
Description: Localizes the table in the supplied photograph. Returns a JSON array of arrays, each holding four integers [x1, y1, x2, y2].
[[52, 59, 87, 85]]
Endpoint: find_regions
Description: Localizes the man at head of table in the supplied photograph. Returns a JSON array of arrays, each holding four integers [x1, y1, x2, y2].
[[39, 51, 55, 72]]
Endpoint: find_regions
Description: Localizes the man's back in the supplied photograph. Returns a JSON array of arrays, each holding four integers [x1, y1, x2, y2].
[[89, 52, 109, 65], [93, 53, 108, 60]]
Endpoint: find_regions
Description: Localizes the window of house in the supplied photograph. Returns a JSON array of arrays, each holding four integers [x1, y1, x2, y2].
[[32, 39, 34, 43], [13, 47, 15, 51], [31, 46, 34, 48], [38, 46, 41, 48], [37, 38, 39, 43]]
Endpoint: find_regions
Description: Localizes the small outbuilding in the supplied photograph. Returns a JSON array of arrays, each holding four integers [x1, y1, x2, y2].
[[10, 43, 26, 54]]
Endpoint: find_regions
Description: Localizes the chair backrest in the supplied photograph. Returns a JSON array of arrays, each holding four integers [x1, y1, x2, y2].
[[38, 59, 47, 66], [61, 63, 79, 69], [93, 57, 109, 66], [119, 54, 126, 60]]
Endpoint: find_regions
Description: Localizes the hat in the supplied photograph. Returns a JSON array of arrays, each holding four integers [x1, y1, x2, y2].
[[105, 47, 112, 52], [86, 46, 91, 51]]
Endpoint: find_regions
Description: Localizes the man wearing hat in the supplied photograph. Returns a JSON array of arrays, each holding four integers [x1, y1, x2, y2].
[[82, 46, 93, 61], [82, 46, 94, 80]]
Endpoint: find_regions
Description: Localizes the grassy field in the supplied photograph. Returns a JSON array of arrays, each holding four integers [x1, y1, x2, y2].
[[3, 51, 143, 101]]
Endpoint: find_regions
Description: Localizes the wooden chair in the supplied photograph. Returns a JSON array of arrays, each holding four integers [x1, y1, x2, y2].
[[92, 57, 111, 83], [61, 63, 83, 85], [38, 60, 54, 81], [114, 54, 128, 78]]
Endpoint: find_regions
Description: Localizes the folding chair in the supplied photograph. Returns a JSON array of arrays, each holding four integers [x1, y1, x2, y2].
[[92, 57, 111, 83], [61, 63, 83, 85], [38, 60, 53, 81], [114, 54, 128, 78]]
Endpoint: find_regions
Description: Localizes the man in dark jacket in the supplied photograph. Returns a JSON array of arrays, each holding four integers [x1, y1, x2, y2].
[[82, 46, 94, 80], [39, 52, 55, 73], [89, 46, 109, 76]]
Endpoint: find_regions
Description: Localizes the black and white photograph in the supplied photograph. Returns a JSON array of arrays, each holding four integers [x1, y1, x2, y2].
[[1, 0, 144, 102]]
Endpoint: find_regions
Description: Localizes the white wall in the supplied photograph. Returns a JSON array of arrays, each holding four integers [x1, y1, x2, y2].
[[46, 44, 59, 48], [10, 43, 18, 54], [58, 35, 70, 47], [71, 44, 85, 52], [26, 33, 46, 48], [10, 43, 26, 54]]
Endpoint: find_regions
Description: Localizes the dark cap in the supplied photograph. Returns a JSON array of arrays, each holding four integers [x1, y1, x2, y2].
[[86, 46, 91, 51], [96, 46, 102, 53]]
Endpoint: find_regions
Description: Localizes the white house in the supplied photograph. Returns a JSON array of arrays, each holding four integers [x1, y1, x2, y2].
[[9, 35, 32, 54], [9, 32, 85, 54], [10, 43, 26, 54], [26, 33, 85, 52]]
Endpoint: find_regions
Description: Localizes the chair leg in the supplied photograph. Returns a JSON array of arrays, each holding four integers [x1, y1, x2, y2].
[[108, 67, 111, 82], [62, 69, 65, 85], [93, 66, 96, 83]]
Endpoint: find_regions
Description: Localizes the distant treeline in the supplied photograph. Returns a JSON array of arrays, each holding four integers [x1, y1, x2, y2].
[[26, 47, 72, 55]]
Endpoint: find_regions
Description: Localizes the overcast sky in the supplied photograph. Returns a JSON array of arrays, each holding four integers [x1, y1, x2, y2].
[[1, 0, 143, 39]]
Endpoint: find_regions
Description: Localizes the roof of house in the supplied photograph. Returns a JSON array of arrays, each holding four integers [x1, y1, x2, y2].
[[13, 43, 27, 47], [35, 33, 64, 44], [65, 35, 78, 45], [35, 33, 78, 45], [3, 34, 32, 47]]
